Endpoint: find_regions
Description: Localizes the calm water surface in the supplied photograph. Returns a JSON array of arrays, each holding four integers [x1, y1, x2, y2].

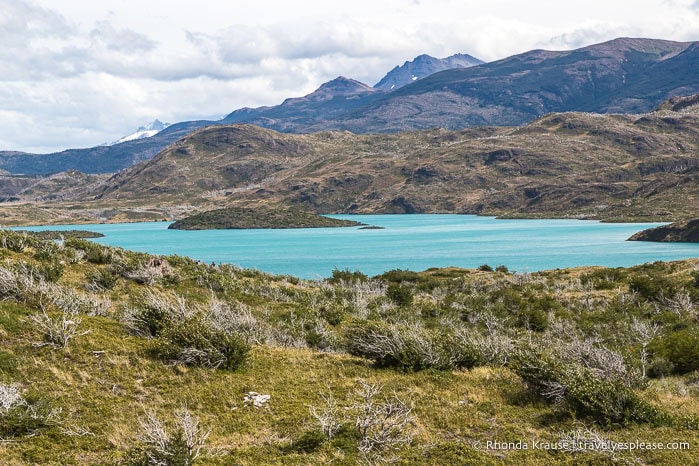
[[19, 215, 699, 279]]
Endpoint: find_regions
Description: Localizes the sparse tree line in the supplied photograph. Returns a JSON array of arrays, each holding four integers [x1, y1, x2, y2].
[[0, 229, 697, 463]]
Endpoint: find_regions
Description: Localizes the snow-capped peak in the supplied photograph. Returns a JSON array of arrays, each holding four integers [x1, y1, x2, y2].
[[109, 119, 171, 145]]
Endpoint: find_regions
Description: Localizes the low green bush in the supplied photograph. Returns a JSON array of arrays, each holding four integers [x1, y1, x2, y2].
[[328, 268, 368, 285], [511, 346, 663, 426], [386, 283, 413, 306], [650, 328, 699, 374], [86, 268, 119, 291], [629, 273, 678, 301], [66, 238, 114, 265], [154, 316, 249, 371]]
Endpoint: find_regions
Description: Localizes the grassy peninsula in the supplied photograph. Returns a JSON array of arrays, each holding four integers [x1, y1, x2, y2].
[[0, 230, 698, 464], [168, 206, 364, 230], [628, 219, 699, 243], [19, 230, 105, 240]]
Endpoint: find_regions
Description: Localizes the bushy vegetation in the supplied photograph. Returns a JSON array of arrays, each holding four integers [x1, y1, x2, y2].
[[0, 228, 697, 464], [168, 206, 363, 230]]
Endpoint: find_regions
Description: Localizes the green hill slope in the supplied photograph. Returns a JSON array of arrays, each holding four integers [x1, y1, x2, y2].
[[0, 231, 698, 464]]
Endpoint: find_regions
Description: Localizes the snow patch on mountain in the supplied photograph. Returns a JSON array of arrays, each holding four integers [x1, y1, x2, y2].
[[108, 120, 170, 145]]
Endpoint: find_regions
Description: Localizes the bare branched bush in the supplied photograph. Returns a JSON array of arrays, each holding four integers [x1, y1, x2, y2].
[[556, 336, 638, 386], [122, 289, 191, 337], [123, 258, 175, 285], [206, 297, 270, 345], [454, 327, 512, 366], [0, 231, 30, 252], [309, 391, 343, 439], [137, 406, 210, 466], [631, 317, 661, 378], [0, 384, 25, 413], [0, 266, 23, 299], [353, 380, 415, 460], [65, 248, 86, 264], [557, 424, 617, 459], [0, 383, 62, 436], [664, 291, 696, 318], [29, 306, 89, 348], [348, 280, 386, 318]]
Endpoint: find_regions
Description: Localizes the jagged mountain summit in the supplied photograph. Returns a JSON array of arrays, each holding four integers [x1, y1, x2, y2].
[[3, 38, 699, 176], [374, 53, 484, 91], [109, 119, 171, 145], [222, 76, 385, 132]]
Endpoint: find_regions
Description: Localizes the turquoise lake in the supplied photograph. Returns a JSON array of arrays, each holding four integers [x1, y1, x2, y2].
[[18, 215, 699, 279]]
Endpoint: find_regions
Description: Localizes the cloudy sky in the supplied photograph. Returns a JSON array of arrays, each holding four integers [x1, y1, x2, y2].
[[2, 0, 699, 153]]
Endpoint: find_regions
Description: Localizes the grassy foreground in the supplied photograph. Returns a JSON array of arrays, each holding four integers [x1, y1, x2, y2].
[[0, 230, 697, 464]]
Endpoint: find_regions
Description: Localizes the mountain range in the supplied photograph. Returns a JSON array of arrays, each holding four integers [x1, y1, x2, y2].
[[2, 38, 699, 177]]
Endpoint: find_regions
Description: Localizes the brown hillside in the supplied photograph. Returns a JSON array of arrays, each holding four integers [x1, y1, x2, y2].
[[89, 108, 699, 221]]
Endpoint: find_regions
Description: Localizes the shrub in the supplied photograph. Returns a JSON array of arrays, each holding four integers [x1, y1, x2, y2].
[[629, 273, 678, 301], [86, 268, 119, 291], [328, 268, 368, 285], [66, 238, 113, 265], [29, 307, 88, 348], [516, 308, 548, 332], [478, 264, 493, 272], [154, 315, 249, 371], [495, 265, 509, 273], [123, 290, 189, 338], [581, 268, 625, 290], [36, 261, 64, 283], [377, 269, 420, 283], [344, 321, 457, 371], [386, 283, 413, 306], [647, 357, 675, 378], [650, 328, 699, 374], [511, 345, 661, 426], [0, 385, 61, 437], [319, 304, 345, 326], [131, 407, 210, 466], [0, 231, 34, 253]]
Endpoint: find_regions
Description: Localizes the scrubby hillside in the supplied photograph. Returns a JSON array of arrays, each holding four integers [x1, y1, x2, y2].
[[0, 230, 698, 464], [629, 219, 699, 242], [90, 105, 699, 222]]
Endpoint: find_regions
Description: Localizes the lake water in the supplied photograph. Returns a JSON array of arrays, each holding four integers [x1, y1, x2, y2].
[[18, 215, 699, 279]]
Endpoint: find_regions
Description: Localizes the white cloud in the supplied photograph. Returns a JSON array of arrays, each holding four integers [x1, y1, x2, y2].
[[1, 0, 699, 153]]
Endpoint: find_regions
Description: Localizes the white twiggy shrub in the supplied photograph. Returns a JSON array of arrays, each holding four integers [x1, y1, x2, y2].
[[137, 406, 210, 466], [206, 297, 269, 345], [122, 289, 191, 337], [630, 317, 661, 378], [138, 410, 170, 464], [349, 280, 386, 318], [176, 406, 210, 461], [0, 384, 25, 413], [29, 306, 89, 348], [309, 391, 343, 439], [553, 335, 638, 385], [557, 425, 617, 458], [665, 291, 696, 318], [353, 380, 415, 459]]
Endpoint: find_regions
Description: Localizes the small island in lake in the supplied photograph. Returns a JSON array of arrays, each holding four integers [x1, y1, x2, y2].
[[168, 206, 365, 230], [627, 219, 699, 243], [19, 230, 105, 240]]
